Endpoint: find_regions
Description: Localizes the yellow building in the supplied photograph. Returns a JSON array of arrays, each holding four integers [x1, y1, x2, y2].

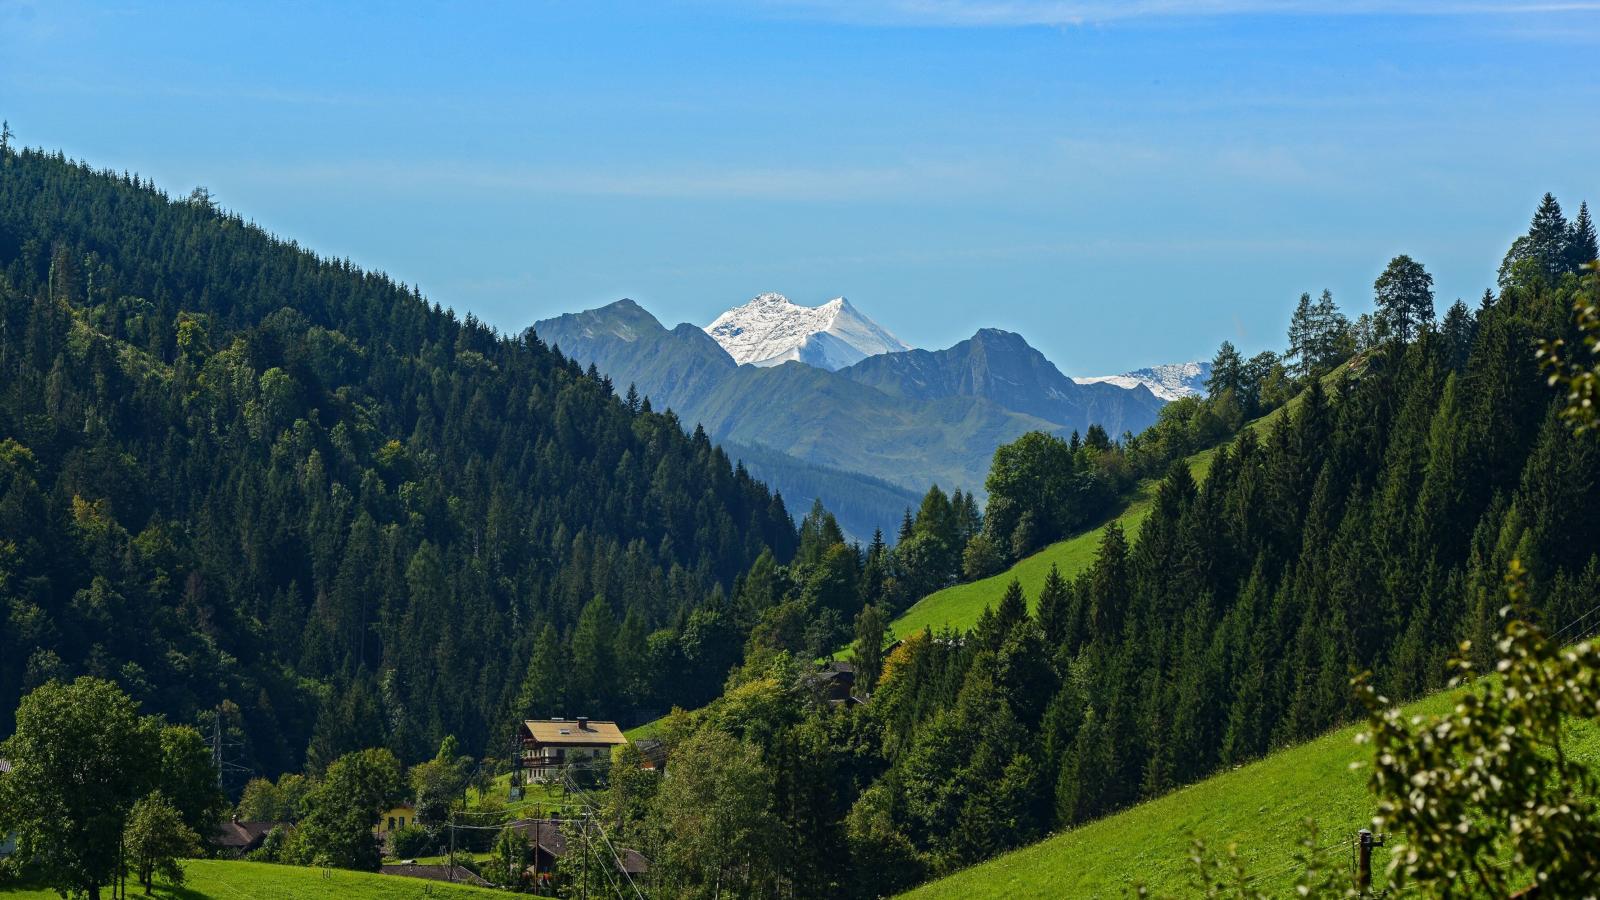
[[375, 803, 416, 840]]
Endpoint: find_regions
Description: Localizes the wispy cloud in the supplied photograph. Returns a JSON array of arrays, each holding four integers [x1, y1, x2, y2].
[[754, 0, 1600, 26], [231, 134, 1347, 205], [237, 158, 999, 202]]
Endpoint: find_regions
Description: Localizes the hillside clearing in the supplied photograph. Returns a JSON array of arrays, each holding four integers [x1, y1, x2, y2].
[[883, 371, 1320, 643], [883, 447, 1215, 642], [899, 683, 1600, 898]]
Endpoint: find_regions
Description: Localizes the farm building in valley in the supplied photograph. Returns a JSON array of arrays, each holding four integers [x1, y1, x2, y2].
[[512, 818, 650, 888], [513, 717, 627, 783], [381, 862, 493, 887], [213, 818, 280, 858]]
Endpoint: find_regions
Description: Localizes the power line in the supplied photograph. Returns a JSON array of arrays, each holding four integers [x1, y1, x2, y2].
[[1551, 598, 1600, 643], [563, 771, 645, 900]]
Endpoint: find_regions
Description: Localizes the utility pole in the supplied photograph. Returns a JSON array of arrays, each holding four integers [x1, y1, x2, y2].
[[212, 712, 224, 791], [1357, 828, 1385, 895], [448, 811, 456, 883]]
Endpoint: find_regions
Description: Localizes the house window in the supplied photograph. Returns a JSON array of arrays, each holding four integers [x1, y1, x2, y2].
[[388, 817, 396, 831], [398, 817, 406, 829]]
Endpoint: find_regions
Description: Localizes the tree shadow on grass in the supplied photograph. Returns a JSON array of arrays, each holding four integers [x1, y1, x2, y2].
[[0, 881, 207, 900], [149, 884, 211, 900]]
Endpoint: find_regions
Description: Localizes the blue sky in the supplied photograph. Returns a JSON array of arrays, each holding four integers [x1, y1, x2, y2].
[[2, 1, 1597, 374]]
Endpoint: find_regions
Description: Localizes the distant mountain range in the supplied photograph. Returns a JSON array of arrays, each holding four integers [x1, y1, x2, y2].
[[1074, 361, 1211, 402], [534, 297, 1183, 540]]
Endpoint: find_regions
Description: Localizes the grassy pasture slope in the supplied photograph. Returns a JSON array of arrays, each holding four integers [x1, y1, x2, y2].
[[901, 685, 1600, 898], [0, 859, 504, 899], [886, 388, 1307, 643]]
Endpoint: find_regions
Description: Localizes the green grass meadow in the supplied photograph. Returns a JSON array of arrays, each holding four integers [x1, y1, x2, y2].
[[884, 447, 1217, 643], [0, 859, 504, 900], [881, 378, 1317, 647], [900, 684, 1600, 899]]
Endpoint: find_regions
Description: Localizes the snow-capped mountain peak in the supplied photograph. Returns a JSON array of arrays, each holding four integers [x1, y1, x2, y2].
[[1074, 361, 1211, 402], [704, 292, 910, 370]]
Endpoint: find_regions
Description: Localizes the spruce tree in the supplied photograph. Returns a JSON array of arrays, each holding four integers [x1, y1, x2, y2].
[[1569, 200, 1598, 271], [1287, 292, 1316, 379], [993, 579, 1028, 641], [1529, 192, 1571, 279], [1310, 288, 1347, 372], [1204, 341, 1244, 397], [852, 603, 889, 692], [1088, 523, 1130, 640], [1035, 564, 1070, 648], [1440, 298, 1475, 371]]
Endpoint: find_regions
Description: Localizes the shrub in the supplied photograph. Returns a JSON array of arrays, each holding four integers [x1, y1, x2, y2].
[[389, 824, 432, 859]]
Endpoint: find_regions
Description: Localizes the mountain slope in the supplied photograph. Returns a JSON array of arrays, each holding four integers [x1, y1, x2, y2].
[[534, 301, 1167, 515], [531, 301, 986, 536], [898, 683, 1600, 898], [719, 440, 923, 544], [704, 292, 909, 369], [841, 328, 1166, 438]]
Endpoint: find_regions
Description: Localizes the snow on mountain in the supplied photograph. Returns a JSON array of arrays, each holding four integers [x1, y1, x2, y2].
[[1075, 361, 1211, 402], [704, 293, 910, 370]]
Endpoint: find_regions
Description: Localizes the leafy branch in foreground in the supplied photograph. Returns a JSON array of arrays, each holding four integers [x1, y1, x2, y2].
[[1537, 262, 1600, 432], [1362, 559, 1600, 896], [1181, 561, 1600, 898]]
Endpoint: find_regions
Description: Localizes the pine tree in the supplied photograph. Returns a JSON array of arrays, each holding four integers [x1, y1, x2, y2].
[[1205, 341, 1245, 398], [992, 579, 1028, 643], [1288, 290, 1347, 379], [1502, 193, 1574, 287], [852, 603, 888, 692], [1440, 299, 1475, 371], [1287, 292, 1316, 379], [570, 597, 618, 712], [1088, 523, 1130, 640], [512, 624, 567, 721], [1035, 564, 1070, 648], [1569, 201, 1598, 271], [1310, 289, 1347, 371], [1529, 192, 1571, 279]]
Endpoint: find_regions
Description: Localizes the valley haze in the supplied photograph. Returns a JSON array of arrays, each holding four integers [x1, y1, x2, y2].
[[535, 293, 1192, 539]]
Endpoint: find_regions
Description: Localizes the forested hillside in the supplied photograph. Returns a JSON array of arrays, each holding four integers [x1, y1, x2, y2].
[[0, 147, 798, 779], [594, 197, 1600, 898]]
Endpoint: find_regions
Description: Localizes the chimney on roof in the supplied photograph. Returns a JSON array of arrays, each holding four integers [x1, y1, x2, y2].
[[576, 716, 589, 731]]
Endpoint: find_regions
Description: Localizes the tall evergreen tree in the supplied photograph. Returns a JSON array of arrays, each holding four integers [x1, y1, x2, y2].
[[1529, 192, 1572, 279], [1205, 341, 1245, 398], [1569, 201, 1598, 271], [1287, 292, 1316, 378], [570, 597, 618, 712]]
